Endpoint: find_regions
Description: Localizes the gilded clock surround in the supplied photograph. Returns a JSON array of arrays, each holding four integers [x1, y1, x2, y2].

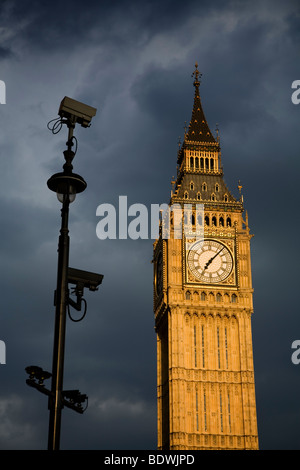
[[153, 64, 258, 450], [186, 238, 235, 285]]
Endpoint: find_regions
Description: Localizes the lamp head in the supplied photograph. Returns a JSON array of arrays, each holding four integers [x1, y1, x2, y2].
[[47, 150, 87, 202], [47, 172, 87, 202]]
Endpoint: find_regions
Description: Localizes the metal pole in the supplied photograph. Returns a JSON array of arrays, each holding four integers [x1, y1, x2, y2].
[[48, 194, 70, 450]]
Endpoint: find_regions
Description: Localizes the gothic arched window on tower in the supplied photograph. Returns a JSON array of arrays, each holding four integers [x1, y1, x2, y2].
[[195, 157, 199, 169], [210, 158, 214, 170], [202, 182, 207, 191], [190, 181, 194, 190], [205, 158, 209, 170], [226, 216, 231, 227], [215, 183, 219, 192], [205, 216, 209, 226], [186, 291, 191, 300], [224, 194, 228, 202], [184, 191, 188, 200], [190, 157, 194, 169], [200, 157, 204, 169], [212, 216, 217, 226]]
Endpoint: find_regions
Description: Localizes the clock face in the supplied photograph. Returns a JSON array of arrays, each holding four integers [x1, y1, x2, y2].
[[187, 239, 233, 283]]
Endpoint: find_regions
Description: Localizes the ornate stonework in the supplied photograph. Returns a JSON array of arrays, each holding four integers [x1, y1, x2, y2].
[[153, 64, 259, 450]]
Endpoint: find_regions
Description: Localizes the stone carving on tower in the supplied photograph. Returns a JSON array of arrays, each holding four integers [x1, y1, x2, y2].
[[153, 64, 259, 450]]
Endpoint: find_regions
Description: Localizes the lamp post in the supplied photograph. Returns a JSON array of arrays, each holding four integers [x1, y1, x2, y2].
[[25, 97, 101, 450], [47, 127, 87, 450]]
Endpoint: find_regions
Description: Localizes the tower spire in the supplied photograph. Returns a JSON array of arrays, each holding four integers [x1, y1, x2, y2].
[[185, 63, 216, 144]]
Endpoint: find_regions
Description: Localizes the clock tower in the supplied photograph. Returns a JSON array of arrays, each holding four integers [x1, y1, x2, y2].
[[153, 64, 259, 450]]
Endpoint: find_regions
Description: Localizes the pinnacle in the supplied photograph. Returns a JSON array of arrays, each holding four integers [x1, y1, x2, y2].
[[185, 64, 216, 145]]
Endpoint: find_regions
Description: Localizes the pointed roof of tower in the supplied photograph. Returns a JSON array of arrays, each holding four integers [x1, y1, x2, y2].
[[185, 63, 216, 144]]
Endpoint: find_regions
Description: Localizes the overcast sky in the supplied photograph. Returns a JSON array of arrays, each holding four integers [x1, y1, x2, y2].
[[0, 0, 299, 450]]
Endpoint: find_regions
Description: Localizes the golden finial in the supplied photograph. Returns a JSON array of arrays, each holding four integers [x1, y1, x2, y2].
[[238, 180, 244, 202], [192, 62, 202, 87], [184, 121, 188, 136], [171, 176, 176, 197], [215, 123, 220, 142]]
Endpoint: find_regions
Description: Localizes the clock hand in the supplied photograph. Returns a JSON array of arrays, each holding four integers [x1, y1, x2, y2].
[[204, 246, 225, 270]]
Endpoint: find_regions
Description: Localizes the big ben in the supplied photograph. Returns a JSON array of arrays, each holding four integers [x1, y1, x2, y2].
[[153, 64, 259, 450]]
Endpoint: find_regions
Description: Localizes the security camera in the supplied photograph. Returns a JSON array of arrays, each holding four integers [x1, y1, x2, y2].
[[63, 390, 87, 404], [25, 365, 43, 378], [68, 267, 103, 292], [25, 366, 52, 383], [58, 96, 97, 128]]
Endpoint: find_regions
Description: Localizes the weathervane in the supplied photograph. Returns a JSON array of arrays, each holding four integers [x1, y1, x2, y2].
[[192, 62, 202, 87]]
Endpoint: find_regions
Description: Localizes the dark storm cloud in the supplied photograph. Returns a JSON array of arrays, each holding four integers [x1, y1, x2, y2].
[[0, 46, 12, 59], [3, 0, 215, 51], [131, 65, 187, 126]]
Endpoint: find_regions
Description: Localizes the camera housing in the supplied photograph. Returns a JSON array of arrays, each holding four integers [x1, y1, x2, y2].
[[68, 267, 103, 291], [25, 366, 52, 384], [59, 96, 97, 128]]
